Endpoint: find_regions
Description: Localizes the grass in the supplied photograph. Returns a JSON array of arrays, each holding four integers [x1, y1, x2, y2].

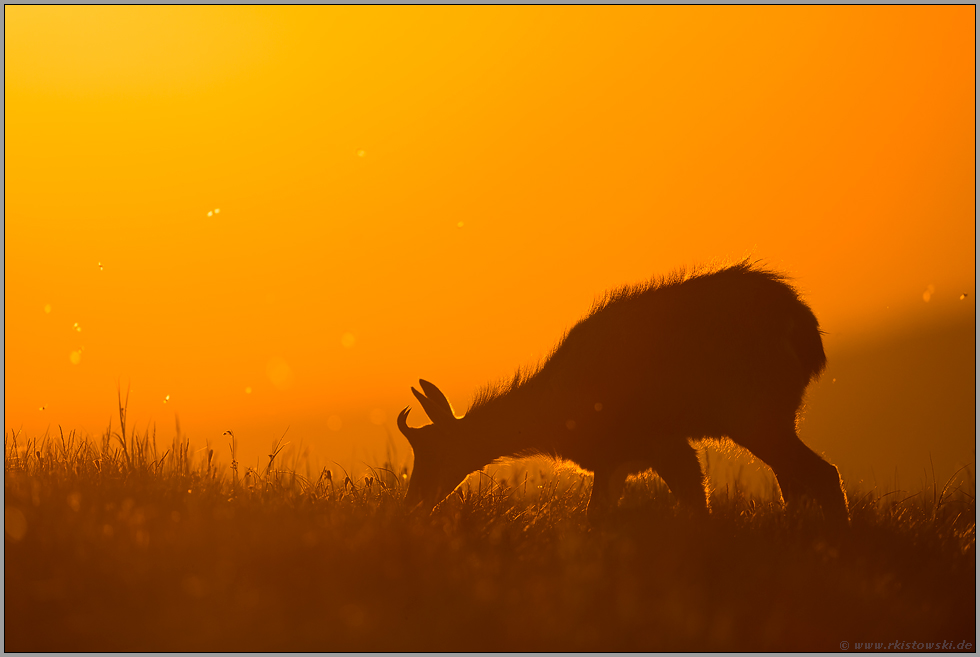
[[4, 418, 976, 652]]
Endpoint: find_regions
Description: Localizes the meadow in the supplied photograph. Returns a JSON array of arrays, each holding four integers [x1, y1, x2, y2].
[[4, 415, 975, 652]]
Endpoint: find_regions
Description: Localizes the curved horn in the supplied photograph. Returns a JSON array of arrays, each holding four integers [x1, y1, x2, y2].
[[396, 406, 416, 443]]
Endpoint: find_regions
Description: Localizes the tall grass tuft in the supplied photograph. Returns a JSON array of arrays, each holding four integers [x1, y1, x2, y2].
[[4, 424, 975, 652]]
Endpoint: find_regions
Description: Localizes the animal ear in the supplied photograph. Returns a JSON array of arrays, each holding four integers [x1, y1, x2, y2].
[[412, 380, 456, 423], [418, 379, 457, 419]]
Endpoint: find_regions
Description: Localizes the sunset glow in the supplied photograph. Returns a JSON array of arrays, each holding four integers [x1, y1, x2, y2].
[[5, 6, 975, 483]]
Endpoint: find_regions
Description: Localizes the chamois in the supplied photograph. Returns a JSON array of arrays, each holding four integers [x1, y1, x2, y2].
[[397, 261, 848, 525]]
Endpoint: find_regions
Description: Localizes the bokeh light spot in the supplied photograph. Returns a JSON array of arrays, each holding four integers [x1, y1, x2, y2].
[[341, 333, 356, 348], [266, 357, 294, 390], [43, 304, 51, 314], [69, 350, 82, 365], [5, 507, 27, 541]]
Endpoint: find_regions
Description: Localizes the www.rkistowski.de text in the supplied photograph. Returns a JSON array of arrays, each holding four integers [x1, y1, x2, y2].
[[841, 640, 973, 651]]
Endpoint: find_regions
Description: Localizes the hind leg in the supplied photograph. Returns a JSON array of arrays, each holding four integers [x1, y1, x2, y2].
[[654, 440, 710, 514], [737, 422, 849, 525]]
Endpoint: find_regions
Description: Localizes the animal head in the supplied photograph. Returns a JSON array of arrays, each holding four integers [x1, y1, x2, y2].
[[397, 379, 475, 511]]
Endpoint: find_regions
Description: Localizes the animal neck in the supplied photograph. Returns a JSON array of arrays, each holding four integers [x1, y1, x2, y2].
[[461, 382, 560, 464]]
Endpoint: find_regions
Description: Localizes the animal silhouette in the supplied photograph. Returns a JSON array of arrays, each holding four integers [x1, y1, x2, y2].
[[397, 261, 849, 525]]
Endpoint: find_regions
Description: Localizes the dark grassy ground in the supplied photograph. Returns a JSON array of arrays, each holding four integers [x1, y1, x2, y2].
[[4, 426, 975, 652]]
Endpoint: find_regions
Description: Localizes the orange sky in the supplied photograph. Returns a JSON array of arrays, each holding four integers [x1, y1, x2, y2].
[[5, 6, 975, 481]]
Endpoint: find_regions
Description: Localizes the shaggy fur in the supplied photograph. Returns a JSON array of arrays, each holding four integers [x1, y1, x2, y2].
[[399, 259, 847, 526]]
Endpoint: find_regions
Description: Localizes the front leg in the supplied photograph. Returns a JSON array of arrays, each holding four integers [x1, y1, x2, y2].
[[586, 466, 629, 525]]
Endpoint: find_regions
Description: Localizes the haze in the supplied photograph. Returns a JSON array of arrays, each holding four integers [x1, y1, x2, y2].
[[4, 7, 975, 487]]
